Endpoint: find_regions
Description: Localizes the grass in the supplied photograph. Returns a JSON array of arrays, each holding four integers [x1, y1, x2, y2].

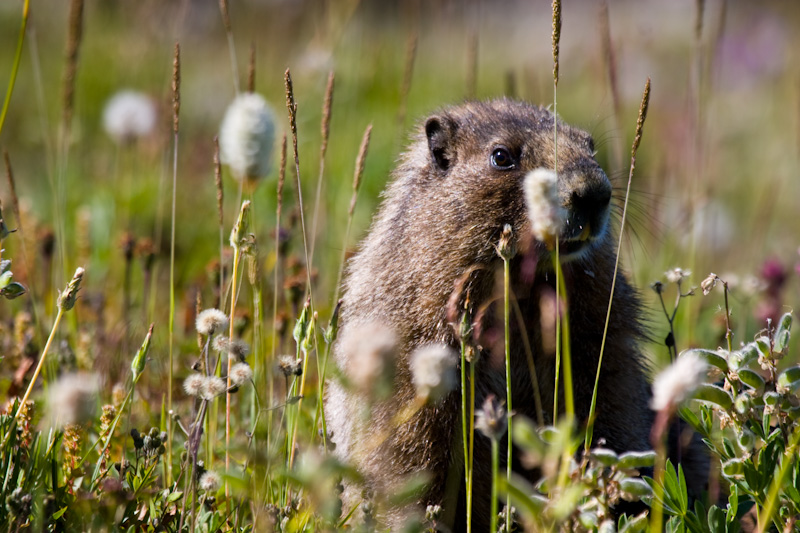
[[0, 0, 798, 531]]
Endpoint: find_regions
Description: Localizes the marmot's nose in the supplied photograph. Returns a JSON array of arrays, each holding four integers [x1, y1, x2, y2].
[[558, 161, 612, 240]]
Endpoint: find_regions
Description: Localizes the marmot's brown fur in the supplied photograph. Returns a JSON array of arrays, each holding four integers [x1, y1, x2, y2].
[[325, 100, 705, 530]]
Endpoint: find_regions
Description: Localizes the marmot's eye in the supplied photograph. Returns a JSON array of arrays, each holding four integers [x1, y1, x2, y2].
[[490, 147, 515, 170]]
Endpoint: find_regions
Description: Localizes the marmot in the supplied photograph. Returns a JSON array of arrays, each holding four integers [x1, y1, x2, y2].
[[325, 99, 705, 530]]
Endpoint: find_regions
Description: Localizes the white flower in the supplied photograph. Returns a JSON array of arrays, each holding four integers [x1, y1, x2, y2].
[[665, 268, 691, 284], [229, 362, 253, 386], [410, 344, 458, 402], [47, 373, 99, 427], [102, 90, 157, 144], [183, 374, 204, 397], [200, 376, 227, 400], [524, 168, 565, 248], [651, 352, 708, 411], [219, 93, 276, 182], [196, 309, 229, 336], [341, 321, 397, 394], [199, 470, 221, 493]]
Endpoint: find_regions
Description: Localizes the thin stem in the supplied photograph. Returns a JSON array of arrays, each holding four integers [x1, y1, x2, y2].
[[0, 0, 29, 138], [467, 362, 475, 531], [15, 307, 64, 416], [555, 259, 574, 419], [460, 340, 470, 533], [503, 256, 513, 533], [226, 244, 242, 499], [490, 438, 499, 533]]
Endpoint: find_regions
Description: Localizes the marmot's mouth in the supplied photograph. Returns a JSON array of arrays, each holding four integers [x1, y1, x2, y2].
[[556, 223, 596, 261]]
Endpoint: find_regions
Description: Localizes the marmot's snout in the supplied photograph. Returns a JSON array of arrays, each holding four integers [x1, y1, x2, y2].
[[558, 162, 612, 249]]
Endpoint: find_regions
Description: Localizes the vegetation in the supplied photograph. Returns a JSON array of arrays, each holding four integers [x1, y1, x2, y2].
[[0, 0, 797, 531]]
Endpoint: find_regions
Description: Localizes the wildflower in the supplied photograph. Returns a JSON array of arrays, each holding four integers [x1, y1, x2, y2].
[[410, 344, 458, 402], [650, 352, 708, 411], [278, 355, 303, 377], [212, 335, 230, 353], [475, 394, 507, 440], [497, 224, 516, 261], [219, 93, 276, 183], [341, 321, 397, 394], [229, 362, 253, 386], [47, 372, 98, 427], [226, 339, 250, 363], [200, 376, 227, 400], [523, 168, 565, 248], [199, 470, 222, 493], [102, 90, 157, 144], [183, 374, 204, 397], [58, 267, 85, 311], [196, 308, 229, 336], [701, 273, 719, 295], [665, 268, 691, 284]]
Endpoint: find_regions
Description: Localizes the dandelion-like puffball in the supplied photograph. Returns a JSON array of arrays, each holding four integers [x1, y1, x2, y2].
[[524, 168, 566, 248], [212, 335, 230, 353], [183, 374, 205, 397], [102, 90, 157, 144], [226, 339, 250, 363], [200, 376, 227, 400], [219, 93, 276, 183], [650, 352, 708, 411], [475, 394, 507, 441], [665, 268, 691, 284], [341, 321, 397, 394], [196, 309, 229, 336], [277, 355, 303, 377], [47, 373, 99, 428], [199, 470, 222, 493], [410, 344, 457, 402], [229, 362, 253, 386]]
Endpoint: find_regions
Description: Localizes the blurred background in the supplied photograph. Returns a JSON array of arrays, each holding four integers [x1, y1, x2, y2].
[[0, 0, 797, 377]]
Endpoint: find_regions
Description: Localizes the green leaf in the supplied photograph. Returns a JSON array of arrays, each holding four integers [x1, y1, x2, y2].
[[619, 477, 653, 499], [0, 270, 12, 289], [686, 349, 729, 373], [728, 345, 758, 371], [52, 506, 68, 519], [692, 384, 733, 410], [707, 505, 725, 532], [773, 313, 792, 354], [618, 450, 657, 470], [589, 447, 619, 467], [1, 281, 26, 299], [736, 369, 765, 393], [777, 366, 800, 393], [722, 458, 745, 477]]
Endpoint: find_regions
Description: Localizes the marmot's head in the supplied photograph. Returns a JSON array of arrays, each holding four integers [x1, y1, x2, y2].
[[390, 99, 612, 269]]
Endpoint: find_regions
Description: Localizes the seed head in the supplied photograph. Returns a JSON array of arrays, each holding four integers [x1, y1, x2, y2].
[[200, 376, 227, 400], [410, 344, 458, 403], [278, 355, 303, 377], [102, 90, 157, 144], [341, 321, 397, 395], [229, 362, 253, 386], [226, 339, 250, 363], [183, 373, 204, 397], [196, 308, 229, 336], [47, 372, 98, 428], [651, 352, 708, 412], [524, 169, 565, 249], [199, 470, 222, 493], [475, 394, 507, 441], [497, 224, 516, 261], [219, 93, 276, 183], [58, 267, 85, 311], [701, 273, 719, 296], [665, 268, 691, 284]]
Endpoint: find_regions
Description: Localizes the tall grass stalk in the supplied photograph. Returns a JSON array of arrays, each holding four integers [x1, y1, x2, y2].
[[0, 0, 29, 138], [501, 238, 514, 527], [309, 71, 334, 270], [333, 124, 372, 305], [551, 0, 562, 424], [490, 437, 499, 533], [214, 138, 225, 306], [585, 78, 650, 452], [167, 42, 181, 486], [218, 0, 240, 94]]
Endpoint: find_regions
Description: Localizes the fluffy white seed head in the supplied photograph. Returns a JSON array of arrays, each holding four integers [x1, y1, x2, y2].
[[524, 168, 565, 248], [183, 373, 205, 397], [47, 373, 99, 428], [341, 321, 397, 395], [200, 376, 227, 400], [102, 90, 157, 144], [199, 470, 221, 493], [219, 93, 276, 183], [229, 362, 253, 386], [196, 309, 229, 336], [410, 344, 458, 402], [651, 352, 708, 411]]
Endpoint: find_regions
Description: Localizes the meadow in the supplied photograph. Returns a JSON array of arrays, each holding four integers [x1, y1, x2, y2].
[[0, 0, 798, 530]]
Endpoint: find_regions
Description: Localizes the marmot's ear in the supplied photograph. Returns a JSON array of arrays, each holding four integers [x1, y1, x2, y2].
[[425, 115, 458, 171]]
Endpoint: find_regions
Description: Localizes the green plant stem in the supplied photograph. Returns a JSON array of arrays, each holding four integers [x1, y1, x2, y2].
[[649, 435, 667, 533], [490, 437, 499, 533], [460, 341, 471, 533], [226, 243, 242, 499], [167, 127, 178, 486], [0, 0, 28, 139], [467, 362, 476, 531], [503, 256, 513, 533], [554, 258, 574, 419], [15, 306, 63, 418], [757, 425, 800, 533]]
